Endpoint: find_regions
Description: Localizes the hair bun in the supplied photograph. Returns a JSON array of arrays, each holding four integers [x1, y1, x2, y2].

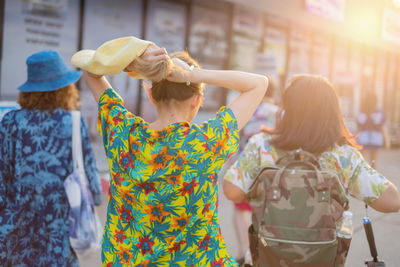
[[132, 57, 173, 83]]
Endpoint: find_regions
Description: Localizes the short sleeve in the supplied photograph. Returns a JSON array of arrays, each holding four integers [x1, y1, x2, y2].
[[201, 106, 239, 160], [348, 149, 389, 204], [97, 88, 138, 149], [223, 133, 275, 193], [0, 113, 16, 210]]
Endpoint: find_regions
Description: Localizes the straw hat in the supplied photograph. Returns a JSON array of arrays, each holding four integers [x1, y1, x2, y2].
[[71, 36, 152, 76], [18, 50, 81, 92]]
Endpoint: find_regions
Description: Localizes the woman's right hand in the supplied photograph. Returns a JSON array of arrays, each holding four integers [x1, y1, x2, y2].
[[125, 45, 169, 72], [166, 58, 192, 83]]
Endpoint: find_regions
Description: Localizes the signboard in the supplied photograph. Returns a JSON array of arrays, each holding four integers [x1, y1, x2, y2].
[[231, 35, 260, 72], [382, 8, 400, 45], [259, 27, 287, 75], [305, 0, 346, 22], [0, 101, 20, 120], [233, 5, 263, 38], [189, 5, 229, 67], [189, 2, 230, 112], [81, 0, 142, 114], [145, 0, 186, 53], [140, 0, 187, 122], [1, 0, 80, 99]]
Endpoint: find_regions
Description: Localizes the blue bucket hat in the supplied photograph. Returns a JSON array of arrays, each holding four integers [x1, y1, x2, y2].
[[18, 50, 82, 92]]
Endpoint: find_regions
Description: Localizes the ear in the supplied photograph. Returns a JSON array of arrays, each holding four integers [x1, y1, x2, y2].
[[147, 87, 156, 105]]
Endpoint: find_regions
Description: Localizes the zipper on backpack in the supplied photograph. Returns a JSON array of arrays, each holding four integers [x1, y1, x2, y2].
[[259, 235, 337, 246]]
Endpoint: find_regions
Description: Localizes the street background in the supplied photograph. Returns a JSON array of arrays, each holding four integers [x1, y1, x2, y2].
[[81, 149, 400, 267]]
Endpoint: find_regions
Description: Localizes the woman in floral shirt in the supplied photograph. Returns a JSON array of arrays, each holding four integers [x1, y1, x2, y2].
[[224, 75, 400, 214], [83, 45, 268, 266]]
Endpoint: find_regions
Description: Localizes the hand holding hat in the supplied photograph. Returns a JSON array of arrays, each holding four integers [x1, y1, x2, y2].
[[71, 36, 171, 81], [124, 45, 170, 76]]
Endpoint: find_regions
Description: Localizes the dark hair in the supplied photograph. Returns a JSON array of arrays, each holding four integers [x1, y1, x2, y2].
[[151, 51, 203, 103], [361, 91, 377, 114], [270, 75, 359, 154], [18, 84, 79, 113]]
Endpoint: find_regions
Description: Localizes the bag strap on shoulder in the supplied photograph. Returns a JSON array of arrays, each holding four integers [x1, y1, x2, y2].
[[276, 148, 321, 169], [71, 111, 87, 185]]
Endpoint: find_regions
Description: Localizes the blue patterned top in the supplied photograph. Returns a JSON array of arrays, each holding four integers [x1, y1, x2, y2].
[[0, 108, 101, 267]]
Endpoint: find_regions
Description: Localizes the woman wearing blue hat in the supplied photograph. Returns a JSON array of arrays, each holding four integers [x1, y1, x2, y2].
[[0, 50, 101, 266]]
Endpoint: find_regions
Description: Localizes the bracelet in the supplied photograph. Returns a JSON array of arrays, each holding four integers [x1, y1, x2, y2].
[[186, 65, 195, 86]]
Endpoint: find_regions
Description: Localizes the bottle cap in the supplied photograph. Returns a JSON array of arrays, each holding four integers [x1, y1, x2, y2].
[[363, 217, 371, 224], [343, 210, 353, 218]]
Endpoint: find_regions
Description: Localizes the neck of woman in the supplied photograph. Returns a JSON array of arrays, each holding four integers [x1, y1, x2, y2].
[[149, 103, 191, 131]]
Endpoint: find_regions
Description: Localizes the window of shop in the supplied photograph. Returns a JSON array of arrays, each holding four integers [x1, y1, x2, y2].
[[141, 0, 188, 122], [259, 24, 287, 102], [1, 0, 81, 100], [188, 0, 232, 119], [226, 4, 263, 108]]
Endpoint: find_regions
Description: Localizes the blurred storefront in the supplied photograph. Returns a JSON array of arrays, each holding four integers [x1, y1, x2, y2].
[[1, 0, 400, 163]]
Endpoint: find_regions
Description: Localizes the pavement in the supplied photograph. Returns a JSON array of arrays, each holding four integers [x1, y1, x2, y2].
[[80, 149, 400, 266]]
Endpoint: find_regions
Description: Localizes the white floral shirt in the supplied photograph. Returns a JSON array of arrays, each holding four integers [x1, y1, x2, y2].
[[224, 133, 389, 205]]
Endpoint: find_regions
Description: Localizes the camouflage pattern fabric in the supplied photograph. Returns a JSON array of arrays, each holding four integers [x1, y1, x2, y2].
[[247, 150, 350, 267]]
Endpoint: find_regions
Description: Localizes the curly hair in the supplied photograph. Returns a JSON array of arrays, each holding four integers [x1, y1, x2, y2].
[[18, 84, 79, 113]]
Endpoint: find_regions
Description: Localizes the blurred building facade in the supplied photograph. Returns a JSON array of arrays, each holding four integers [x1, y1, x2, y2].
[[1, 0, 400, 166]]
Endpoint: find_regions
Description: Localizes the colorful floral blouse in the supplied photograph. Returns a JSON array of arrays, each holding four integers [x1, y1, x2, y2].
[[224, 133, 389, 205], [98, 88, 239, 266]]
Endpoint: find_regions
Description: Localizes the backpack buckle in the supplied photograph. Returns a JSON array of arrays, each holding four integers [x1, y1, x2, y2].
[[267, 187, 281, 201], [318, 190, 330, 202]]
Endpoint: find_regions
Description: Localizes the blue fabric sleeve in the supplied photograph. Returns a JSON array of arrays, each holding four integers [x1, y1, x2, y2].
[[81, 116, 102, 206], [0, 113, 15, 210]]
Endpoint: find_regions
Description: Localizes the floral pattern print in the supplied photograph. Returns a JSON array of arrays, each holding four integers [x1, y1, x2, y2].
[[0, 109, 101, 267], [224, 132, 389, 205], [98, 88, 239, 266]]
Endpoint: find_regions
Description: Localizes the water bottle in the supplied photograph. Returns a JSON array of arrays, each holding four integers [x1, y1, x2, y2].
[[337, 211, 353, 239]]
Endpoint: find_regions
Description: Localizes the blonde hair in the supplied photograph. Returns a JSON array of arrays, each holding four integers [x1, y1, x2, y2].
[[133, 56, 174, 83], [151, 51, 203, 103]]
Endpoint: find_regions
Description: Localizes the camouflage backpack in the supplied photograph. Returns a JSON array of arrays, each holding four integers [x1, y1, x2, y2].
[[246, 149, 351, 267]]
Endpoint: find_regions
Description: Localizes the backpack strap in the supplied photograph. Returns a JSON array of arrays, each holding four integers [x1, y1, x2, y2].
[[271, 160, 325, 190], [275, 148, 320, 169]]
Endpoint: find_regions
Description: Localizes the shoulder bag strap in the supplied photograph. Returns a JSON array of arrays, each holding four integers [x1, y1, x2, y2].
[[71, 111, 87, 186]]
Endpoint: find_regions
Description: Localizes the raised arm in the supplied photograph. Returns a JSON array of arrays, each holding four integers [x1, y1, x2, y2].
[[82, 72, 111, 103], [167, 59, 268, 130], [83, 45, 169, 103], [194, 70, 268, 130]]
